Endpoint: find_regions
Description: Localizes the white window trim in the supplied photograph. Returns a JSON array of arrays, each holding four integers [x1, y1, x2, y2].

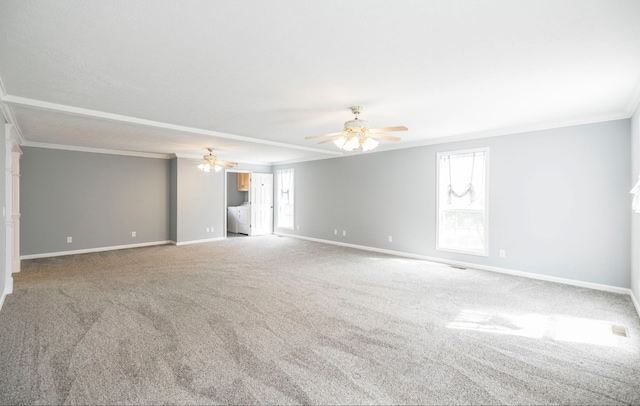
[[436, 147, 490, 257], [276, 168, 295, 230]]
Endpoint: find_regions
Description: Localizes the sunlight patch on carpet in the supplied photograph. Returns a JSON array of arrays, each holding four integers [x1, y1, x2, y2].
[[447, 310, 628, 347]]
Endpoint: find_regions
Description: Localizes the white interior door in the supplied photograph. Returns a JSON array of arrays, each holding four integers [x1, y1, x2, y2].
[[250, 173, 273, 236]]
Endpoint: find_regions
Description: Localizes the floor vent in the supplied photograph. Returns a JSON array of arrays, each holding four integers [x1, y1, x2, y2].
[[611, 324, 628, 337], [450, 265, 466, 270]]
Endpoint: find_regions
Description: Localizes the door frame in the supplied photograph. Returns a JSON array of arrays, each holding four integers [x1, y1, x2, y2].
[[224, 169, 251, 237]]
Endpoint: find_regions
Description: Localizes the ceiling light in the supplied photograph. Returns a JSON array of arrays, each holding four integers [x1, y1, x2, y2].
[[361, 136, 379, 152], [197, 157, 221, 172], [305, 106, 407, 153], [197, 148, 237, 172]]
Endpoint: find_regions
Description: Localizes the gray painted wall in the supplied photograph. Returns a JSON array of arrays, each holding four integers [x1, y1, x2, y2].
[[169, 158, 178, 242], [274, 120, 631, 288], [19, 150, 274, 253], [631, 106, 640, 301], [234, 163, 273, 174], [175, 157, 226, 243], [21, 147, 171, 255]]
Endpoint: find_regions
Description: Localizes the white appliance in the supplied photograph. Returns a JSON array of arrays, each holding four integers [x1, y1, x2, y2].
[[227, 205, 249, 235]]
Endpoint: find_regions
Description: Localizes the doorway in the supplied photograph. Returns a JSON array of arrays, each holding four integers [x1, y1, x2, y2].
[[224, 171, 274, 238], [226, 170, 250, 238]]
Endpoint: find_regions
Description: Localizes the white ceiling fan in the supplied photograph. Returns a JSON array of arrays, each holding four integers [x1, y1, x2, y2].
[[197, 148, 237, 172], [305, 106, 408, 152]]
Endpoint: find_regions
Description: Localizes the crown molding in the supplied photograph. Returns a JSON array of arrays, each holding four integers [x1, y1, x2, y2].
[[378, 111, 632, 153], [173, 152, 202, 160], [173, 152, 273, 167], [22, 141, 173, 159], [271, 153, 345, 166], [1, 95, 339, 156]]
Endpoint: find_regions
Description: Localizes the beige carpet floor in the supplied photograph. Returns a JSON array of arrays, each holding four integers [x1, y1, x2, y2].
[[0, 235, 639, 405]]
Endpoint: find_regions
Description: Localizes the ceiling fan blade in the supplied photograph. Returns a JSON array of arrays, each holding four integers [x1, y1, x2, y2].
[[218, 161, 238, 168], [318, 135, 344, 144], [369, 126, 408, 133], [305, 132, 342, 139], [368, 134, 401, 142]]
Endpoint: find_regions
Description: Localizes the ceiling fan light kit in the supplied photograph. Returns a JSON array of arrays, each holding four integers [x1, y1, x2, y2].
[[197, 155, 221, 172], [333, 132, 379, 152], [198, 148, 237, 172], [306, 106, 407, 153]]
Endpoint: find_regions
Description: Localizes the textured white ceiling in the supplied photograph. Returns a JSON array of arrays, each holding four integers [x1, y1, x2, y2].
[[1, 0, 640, 164]]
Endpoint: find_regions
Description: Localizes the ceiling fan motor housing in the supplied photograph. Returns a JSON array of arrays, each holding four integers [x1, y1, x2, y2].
[[344, 119, 369, 133]]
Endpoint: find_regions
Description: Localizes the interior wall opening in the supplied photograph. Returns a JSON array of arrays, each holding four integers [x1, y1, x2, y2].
[[225, 170, 250, 238]]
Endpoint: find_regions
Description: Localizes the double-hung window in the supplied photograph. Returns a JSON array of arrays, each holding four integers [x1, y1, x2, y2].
[[277, 168, 295, 229], [437, 148, 489, 256]]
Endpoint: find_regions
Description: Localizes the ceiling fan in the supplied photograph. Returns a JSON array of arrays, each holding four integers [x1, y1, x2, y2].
[[197, 148, 237, 172], [305, 106, 408, 152]]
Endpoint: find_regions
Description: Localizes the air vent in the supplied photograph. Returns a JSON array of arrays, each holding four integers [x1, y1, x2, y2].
[[611, 324, 628, 337]]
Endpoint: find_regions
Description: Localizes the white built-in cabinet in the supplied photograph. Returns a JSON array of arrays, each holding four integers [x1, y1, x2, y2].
[[227, 205, 250, 235]]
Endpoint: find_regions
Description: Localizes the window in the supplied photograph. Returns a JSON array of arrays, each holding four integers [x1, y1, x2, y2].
[[277, 168, 294, 229], [437, 148, 488, 255]]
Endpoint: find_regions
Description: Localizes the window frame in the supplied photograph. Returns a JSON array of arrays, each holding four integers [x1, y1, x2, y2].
[[276, 168, 295, 230], [436, 147, 490, 256]]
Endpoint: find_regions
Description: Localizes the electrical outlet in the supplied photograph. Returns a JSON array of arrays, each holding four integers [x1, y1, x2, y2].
[[388, 236, 393, 242], [132, 231, 136, 237], [342, 230, 346, 237], [499, 249, 506, 258], [205, 227, 209, 233], [297, 224, 300, 230], [211, 227, 214, 232], [67, 236, 72, 243], [334, 229, 337, 235]]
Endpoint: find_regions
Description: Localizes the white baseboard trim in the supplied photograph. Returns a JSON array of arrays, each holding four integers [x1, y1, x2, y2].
[[276, 233, 633, 296], [0, 278, 12, 312], [462, 262, 631, 295], [631, 290, 640, 319], [20, 240, 173, 260], [174, 237, 225, 246]]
